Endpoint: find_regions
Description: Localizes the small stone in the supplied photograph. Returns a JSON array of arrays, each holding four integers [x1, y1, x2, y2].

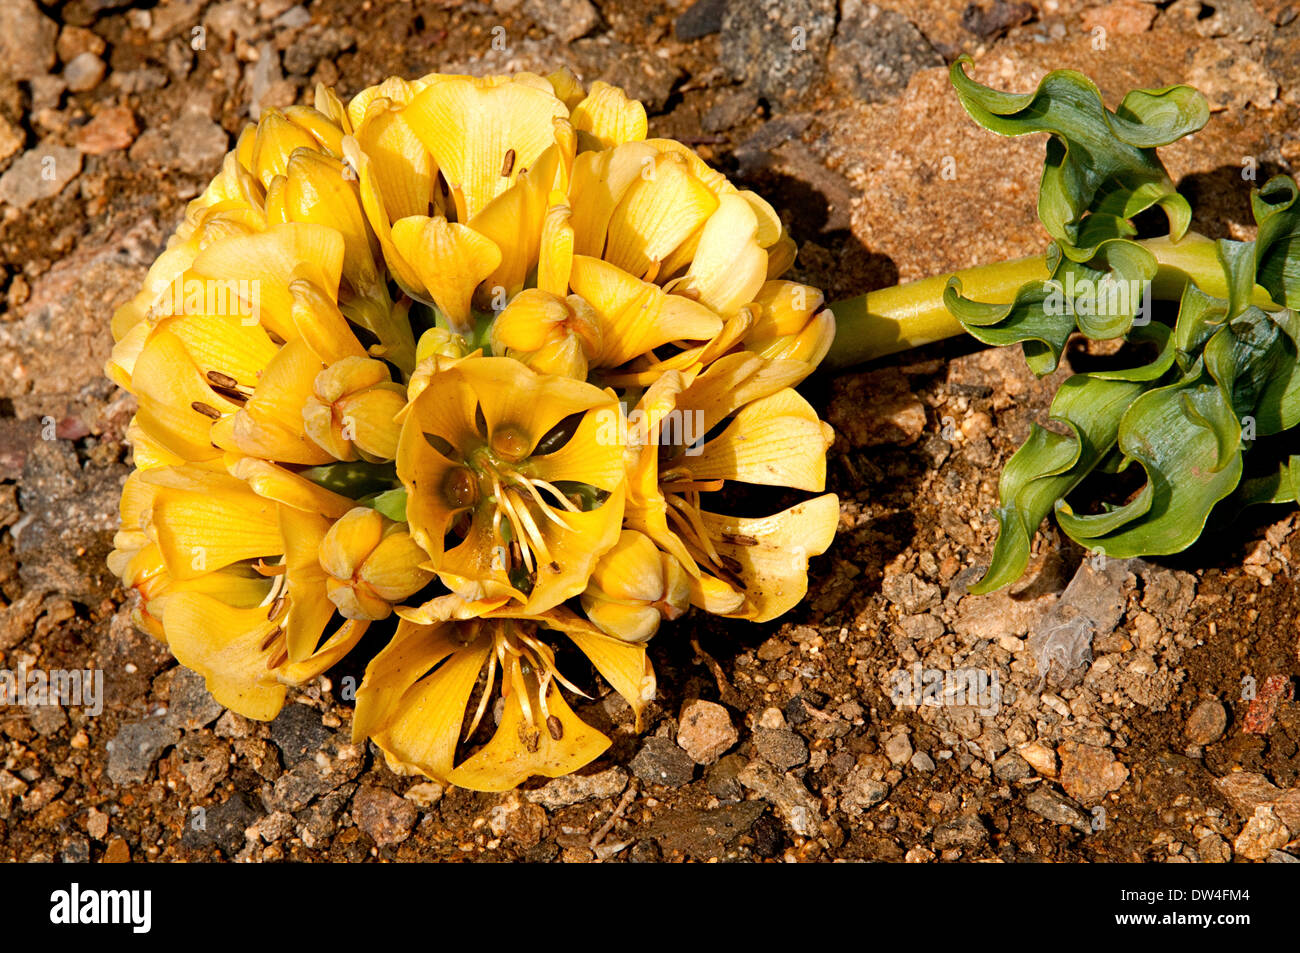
[[102, 835, 130, 863], [128, 110, 229, 176], [758, 706, 786, 730], [1019, 741, 1058, 778], [0, 145, 82, 209], [106, 718, 181, 785], [1233, 805, 1291, 861], [720, 0, 837, 100], [933, 813, 988, 849], [881, 572, 941, 614], [905, 846, 935, 863], [525, 766, 628, 809], [675, 0, 727, 39], [0, 115, 23, 163], [1025, 789, 1090, 833], [1058, 742, 1129, 803], [177, 735, 230, 798], [0, 0, 58, 80], [86, 807, 109, 841], [1243, 674, 1293, 735], [910, 751, 936, 772], [488, 792, 546, 848], [993, 751, 1032, 782], [1081, 1, 1158, 36], [182, 793, 259, 856], [884, 732, 913, 765], [754, 727, 809, 770], [1185, 699, 1228, 746], [248, 811, 296, 843], [705, 753, 748, 801], [524, 0, 599, 41], [63, 52, 105, 92], [165, 666, 224, 730], [702, 88, 759, 133], [269, 703, 331, 767], [57, 25, 106, 62], [840, 764, 890, 815], [352, 785, 418, 848], [737, 760, 821, 836], [631, 737, 695, 787], [676, 699, 738, 765], [404, 782, 445, 809], [1197, 832, 1231, 863]]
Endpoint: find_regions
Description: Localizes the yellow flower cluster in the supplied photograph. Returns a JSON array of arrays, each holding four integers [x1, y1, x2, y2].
[[106, 71, 839, 791]]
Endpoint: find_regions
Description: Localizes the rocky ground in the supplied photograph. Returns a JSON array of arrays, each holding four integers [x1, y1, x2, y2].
[[1, 0, 1299, 863]]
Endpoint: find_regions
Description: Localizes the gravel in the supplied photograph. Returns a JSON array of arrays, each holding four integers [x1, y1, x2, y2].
[[1185, 699, 1228, 745], [630, 737, 696, 788], [676, 699, 738, 765], [106, 718, 180, 785]]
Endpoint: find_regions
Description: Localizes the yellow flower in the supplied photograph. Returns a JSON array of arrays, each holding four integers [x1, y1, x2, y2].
[[398, 355, 626, 614], [354, 608, 654, 791], [106, 68, 842, 792]]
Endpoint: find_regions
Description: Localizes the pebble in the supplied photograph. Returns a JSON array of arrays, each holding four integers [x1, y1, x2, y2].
[[128, 110, 229, 176], [840, 764, 890, 814], [86, 807, 109, 841], [705, 753, 748, 801], [1025, 788, 1091, 834], [993, 750, 1032, 782], [881, 572, 942, 614], [737, 760, 821, 836], [0, 116, 22, 164], [1185, 699, 1227, 746], [676, 699, 738, 765], [106, 718, 180, 785], [754, 727, 809, 770], [404, 782, 445, 809], [720, 0, 837, 100], [0, 145, 82, 209], [182, 794, 259, 856], [57, 25, 105, 62], [487, 793, 545, 848], [1018, 741, 1058, 778], [352, 785, 418, 848], [1233, 805, 1291, 860], [1197, 832, 1231, 863], [63, 52, 105, 93], [269, 703, 331, 767], [164, 667, 224, 730], [523, 0, 599, 41], [630, 737, 695, 788], [525, 766, 628, 809], [910, 751, 936, 772], [675, 0, 727, 39], [1058, 742, 1129, 803], [933, 813, 989, 849], [884, 731, 913, 765], [0, 0, 58, 80], [75, 106, 139, 155]]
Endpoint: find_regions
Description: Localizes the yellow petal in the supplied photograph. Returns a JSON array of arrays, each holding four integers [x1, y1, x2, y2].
[[147, 470, 283, 579], [569, 255, 722, 367], [568, 140, 658, 258], [367, 625, 492, 780], [252, 110, 319, 190], [680, 193, 768, 316], [230, 457, 356, 518], [671, 387, 832, 492], [571, 81, 648, 148], [604, 151, 718, 281], [130, 329, 238, 462], [390, 216, 501, 332], [406, 76, 569, 220], [538, 201, 575, 297], [698, 494, 840, 622], [280, 505, 336, 662], [282, 150, 381, 297], [163, 592, 287, 720], [446, 678, 609, 791]]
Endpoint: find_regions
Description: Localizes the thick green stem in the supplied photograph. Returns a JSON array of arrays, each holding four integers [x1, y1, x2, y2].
[[824, 232, 1264, 370]]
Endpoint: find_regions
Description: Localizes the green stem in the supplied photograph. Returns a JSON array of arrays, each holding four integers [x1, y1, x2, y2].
[[824, 232, 1266, 370]]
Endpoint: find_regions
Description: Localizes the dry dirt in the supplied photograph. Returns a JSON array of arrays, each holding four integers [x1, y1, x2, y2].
[[1, 0, 1298, 863]]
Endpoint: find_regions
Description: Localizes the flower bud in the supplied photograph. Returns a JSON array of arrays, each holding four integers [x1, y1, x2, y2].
[[580, 530, 689, 643], [303, 357, 407, 462], [319, 507, 433, 620], [489, 288, 601, 380]]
